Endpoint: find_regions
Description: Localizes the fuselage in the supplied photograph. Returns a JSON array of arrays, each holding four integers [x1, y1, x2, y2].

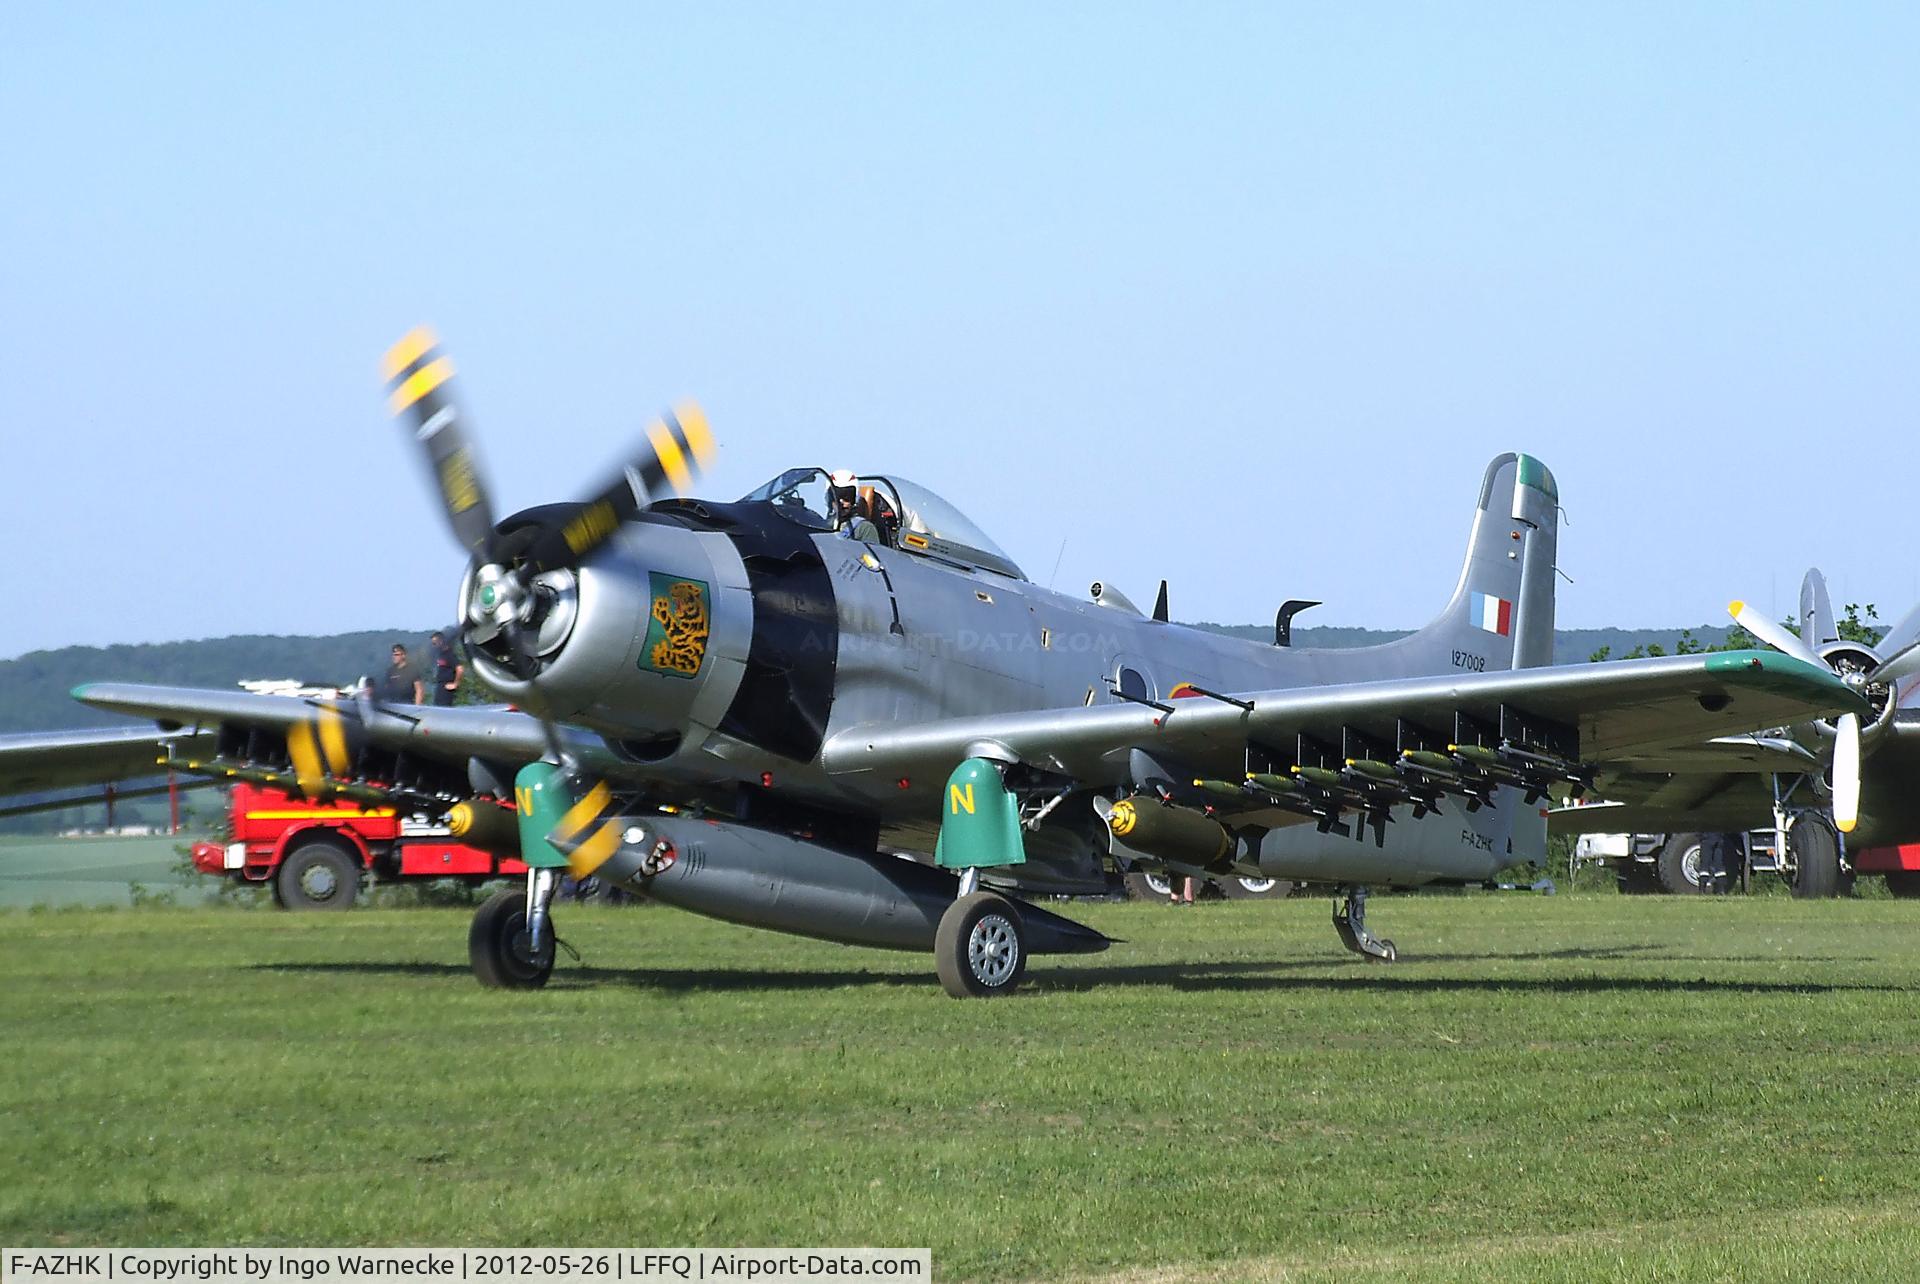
[[465, 454, 1562, 888]]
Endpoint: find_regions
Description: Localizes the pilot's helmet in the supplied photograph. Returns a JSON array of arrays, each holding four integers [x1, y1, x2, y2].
[[828, 469, 859, 513]]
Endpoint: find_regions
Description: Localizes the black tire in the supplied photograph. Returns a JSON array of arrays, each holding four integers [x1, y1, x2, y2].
[[468, 889, 555, 989], [1885, 871, 1920, 899], [1790, 816, 1841, 899], [935, 892, 1027, 998], [1614, 863, 1661, 895], [275, 837, 361, 911], [1125, 870, 1174, 901], [1223, 875, 1294, 900], [1655, 834, 1708, 895]]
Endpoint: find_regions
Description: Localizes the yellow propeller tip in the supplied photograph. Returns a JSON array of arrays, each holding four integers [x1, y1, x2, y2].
[[1728, 600, 1746, 617], [381, 326, 440, 381], [1837, 818, 1858, 834]]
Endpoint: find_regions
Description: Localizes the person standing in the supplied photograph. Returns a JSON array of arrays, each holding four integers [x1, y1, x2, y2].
[[427, 630, 464, 706], [380, 643, 424, 704]]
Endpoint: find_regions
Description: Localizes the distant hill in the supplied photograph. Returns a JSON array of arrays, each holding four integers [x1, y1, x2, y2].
[[4, 621, 1739, 734], [0, 629, 438, 734], [1188, 623, 1736, 666]]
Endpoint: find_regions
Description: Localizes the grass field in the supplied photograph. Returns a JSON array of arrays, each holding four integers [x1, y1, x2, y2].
[[5, 894, 1919, 1281]]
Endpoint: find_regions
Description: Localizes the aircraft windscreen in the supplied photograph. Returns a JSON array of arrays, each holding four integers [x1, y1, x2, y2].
[[740, 468, 1025, 579]]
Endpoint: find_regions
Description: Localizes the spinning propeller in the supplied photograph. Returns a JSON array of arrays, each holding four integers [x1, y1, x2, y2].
[[381, 326, 713, 680]]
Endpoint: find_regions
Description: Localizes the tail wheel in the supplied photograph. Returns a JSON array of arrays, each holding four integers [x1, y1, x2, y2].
[[1790, 817, 1842, 899], [275, 837, 361, 911], [935, 892, 1027, 998], [469, 888, 555, 989]]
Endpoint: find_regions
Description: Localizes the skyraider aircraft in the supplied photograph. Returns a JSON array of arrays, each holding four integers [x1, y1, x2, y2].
[[21, 332, 1869, 997]]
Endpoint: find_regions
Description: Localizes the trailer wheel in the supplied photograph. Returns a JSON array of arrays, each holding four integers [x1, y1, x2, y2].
[[275, 837, 361, 911], [1886, 872, 1920, 899], [469, 889, 554, 989], [1790, 816, 1841, 899], [1224, 876, 1294, 899], [1655, 834, 1708, 895], [1126, 870, 1174, 901]]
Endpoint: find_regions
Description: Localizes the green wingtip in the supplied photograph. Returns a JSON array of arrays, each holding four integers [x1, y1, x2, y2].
[[1705, 650, 1870, 713]]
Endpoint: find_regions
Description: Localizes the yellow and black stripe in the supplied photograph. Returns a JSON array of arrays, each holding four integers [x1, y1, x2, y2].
[[547, 779, 624, 878]]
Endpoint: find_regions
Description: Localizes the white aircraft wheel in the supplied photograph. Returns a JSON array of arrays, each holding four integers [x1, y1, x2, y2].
[[469, 889, 555, 989], [935, 891, 1028, 998]]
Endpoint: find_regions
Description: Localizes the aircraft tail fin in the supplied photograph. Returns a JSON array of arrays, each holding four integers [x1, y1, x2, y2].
[[1401, 453, 1560, 672]]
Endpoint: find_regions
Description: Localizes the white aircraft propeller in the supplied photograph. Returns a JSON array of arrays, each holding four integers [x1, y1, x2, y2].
[[1832, 712, 1861, 833], [1728, 599, 1821, 667]]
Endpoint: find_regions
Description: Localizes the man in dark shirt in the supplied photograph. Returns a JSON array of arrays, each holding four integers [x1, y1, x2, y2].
[[381, 644, 424, 704], [427, 630, 464, 707]]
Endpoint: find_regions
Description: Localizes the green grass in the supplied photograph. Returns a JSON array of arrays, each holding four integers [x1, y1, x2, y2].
[[0, 834, 211, 908], [4, 895, 1919, 1281]]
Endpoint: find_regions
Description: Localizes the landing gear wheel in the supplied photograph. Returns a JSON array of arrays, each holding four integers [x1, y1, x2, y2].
[[935, 892, 1027, 998], [275, 838, 360, 911], [469, 889, 555, 989], [1655, 834, 1708, 895], [1790, 816, 1841, 899], [1224, 876, 1294, 900], [1886, 871, 1920, 899]]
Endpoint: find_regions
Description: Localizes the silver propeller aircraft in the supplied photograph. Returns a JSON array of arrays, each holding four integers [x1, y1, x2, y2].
[[1553, 567, 1920, 892], [4, 332, 1869, 996]]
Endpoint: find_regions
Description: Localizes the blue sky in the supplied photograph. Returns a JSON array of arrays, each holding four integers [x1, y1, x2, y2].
[[4, 4, 1917, 657]]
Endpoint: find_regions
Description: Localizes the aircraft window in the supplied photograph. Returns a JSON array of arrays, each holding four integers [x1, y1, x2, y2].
[[741, 469, 1027, 579], [740, 467, 833, 531], [1117, 667, 1149, 701]]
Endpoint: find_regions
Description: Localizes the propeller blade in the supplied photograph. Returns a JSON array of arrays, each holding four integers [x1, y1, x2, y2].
[[1876, 599, 1920, 661], [520, 402, 715, 573], [1728, 600, 1820, 666], [1832, 711, 1861, 834], [384, 327, 498, 562], [1799, 569, 1837, 648], [545, 776, 626, 879], [1867, 638, 1920, 691]]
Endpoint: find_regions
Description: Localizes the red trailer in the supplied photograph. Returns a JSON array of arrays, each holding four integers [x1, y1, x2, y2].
[[1849, 843, 1920, 898], [191, 781, 524, 910]]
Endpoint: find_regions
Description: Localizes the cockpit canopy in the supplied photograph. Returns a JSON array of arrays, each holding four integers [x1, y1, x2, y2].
[[740, 467, 1027, 580]]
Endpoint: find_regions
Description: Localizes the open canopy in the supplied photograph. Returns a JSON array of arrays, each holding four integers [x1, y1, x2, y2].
[[740, 467, 1027, 580]]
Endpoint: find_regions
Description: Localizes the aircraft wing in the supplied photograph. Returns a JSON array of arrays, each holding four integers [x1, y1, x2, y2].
[[0, 725, 218, 795], [1549, 715, 1920, 838], [823, 651, 1866, 793], [70, 683, 633, 783]]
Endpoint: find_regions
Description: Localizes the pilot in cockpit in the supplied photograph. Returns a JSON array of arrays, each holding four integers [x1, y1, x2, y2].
[[828, 470, 881, 543]]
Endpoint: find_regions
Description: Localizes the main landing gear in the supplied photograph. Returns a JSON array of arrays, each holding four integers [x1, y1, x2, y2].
[[1333, 885, 1396, 962], [935, 867, 1029, 998], [470, 869, 561, 989]]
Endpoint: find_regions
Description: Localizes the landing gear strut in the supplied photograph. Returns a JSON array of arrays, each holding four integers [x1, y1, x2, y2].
[[1332, 886, 1396, 961]]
